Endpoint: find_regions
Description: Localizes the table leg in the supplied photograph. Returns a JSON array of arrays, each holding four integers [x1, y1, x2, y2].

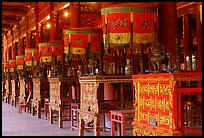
[[111, 119, 114, 136]]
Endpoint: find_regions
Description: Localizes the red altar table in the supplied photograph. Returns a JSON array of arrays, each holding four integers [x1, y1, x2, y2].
[[78, 75, 133, 136], [5, 80, 12, 104], [31, 78, 50, 118], [110, 109, 134, 136], [18, 78, 33, 113], [11, 79, 20, 107], [48, 77, 79, 128], [132, 72, 202, 136]]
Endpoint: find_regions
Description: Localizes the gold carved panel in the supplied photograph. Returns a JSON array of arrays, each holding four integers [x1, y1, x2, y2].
[[11, 81, 15, 97], [50, 82, 60, 104], [80, 82, 99, 123], [33, 81, 41, 101], [133, 127, 172, 136], [149, 84, 159, 95]]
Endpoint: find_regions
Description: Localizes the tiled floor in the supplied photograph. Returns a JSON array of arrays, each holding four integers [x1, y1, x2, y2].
[[2, 102, 133, 136]]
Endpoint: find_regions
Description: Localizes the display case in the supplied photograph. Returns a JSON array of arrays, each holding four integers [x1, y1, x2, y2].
[[132, 72, 202, 136]]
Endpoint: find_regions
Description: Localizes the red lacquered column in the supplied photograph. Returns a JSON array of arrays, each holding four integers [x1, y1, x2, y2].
[[70, 2, 80, 28], [158, 2, 177, 69]]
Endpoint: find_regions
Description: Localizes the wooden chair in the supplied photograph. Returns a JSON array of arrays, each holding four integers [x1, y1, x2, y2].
[[18, 91, 32, 114], [44, 98, 50, 120]]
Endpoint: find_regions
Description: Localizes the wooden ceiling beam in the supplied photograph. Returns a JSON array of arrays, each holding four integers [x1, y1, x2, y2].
[[2, 2, 35, 7], [2, 8, 27, 17], [2, 18, 19, 25]]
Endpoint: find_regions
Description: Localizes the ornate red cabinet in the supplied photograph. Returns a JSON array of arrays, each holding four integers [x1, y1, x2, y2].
[[132, 72, 202, 136]]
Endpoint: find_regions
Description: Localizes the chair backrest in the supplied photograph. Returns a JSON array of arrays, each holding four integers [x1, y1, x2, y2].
[[26, 91, 32, 104]]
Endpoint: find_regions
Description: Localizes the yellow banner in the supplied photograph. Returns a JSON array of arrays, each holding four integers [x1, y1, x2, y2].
[[71, 47, 86, 55], [17, 65, 24, 70], [41, 56, 52, 63], [26, 61, 32, 66], [108, 33, 131, 45], [133, 32, 155, 44], [64, 47, 69, 54], [9, 68, 14, 72]]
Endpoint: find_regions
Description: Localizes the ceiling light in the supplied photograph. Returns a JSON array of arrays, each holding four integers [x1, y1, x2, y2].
[[47, 15, 50, 20], [64, 11, 69, 17], [46, 23, 51, 29]]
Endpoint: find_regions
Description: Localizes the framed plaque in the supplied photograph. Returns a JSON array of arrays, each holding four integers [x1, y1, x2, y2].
[[149, 117, 157, 126]]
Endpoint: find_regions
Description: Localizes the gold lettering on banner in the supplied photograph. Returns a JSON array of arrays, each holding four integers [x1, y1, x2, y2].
[[109, 18, 128, 30]]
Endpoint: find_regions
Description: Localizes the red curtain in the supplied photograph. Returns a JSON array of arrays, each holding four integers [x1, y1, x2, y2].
[[53, 45, 64, 56], [39, 46, 52, 56]]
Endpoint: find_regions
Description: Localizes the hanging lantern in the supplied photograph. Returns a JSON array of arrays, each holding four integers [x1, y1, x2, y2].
[[25, 48, 39, 66], [16, 55, 25, 70], [8, 59, 16, 72], [101, 2, 158, 49], [63, 28, 102, 55], [38, 41, 64, 63]]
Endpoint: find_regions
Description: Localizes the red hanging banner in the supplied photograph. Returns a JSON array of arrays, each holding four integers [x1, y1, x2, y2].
[[33, 51, 40, 61], [71, 34, 88, 48], [133, 8, 157, 44], [90, 33, 103, 52], [25, 52, 32, 61], [107, 12, 131, 45], [39, 46, 52, 56], [53, 45, 64, 56], [16, 55, 25, 65]]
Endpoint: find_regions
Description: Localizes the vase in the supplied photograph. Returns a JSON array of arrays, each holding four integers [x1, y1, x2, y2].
[[77, 65, 82, 77], [125, 59, 132, 75]]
